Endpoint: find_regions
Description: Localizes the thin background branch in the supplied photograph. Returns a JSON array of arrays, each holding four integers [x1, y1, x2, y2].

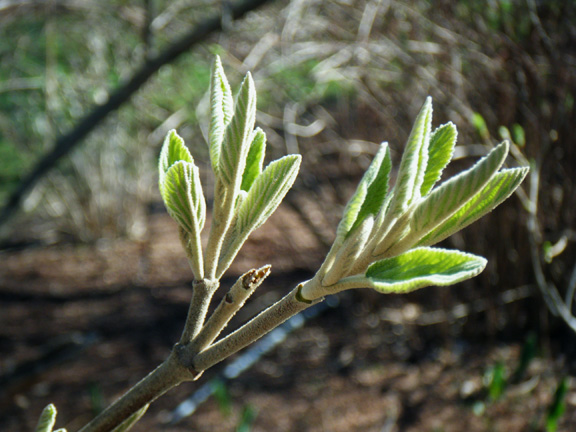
[[0, 0, 277, 229]]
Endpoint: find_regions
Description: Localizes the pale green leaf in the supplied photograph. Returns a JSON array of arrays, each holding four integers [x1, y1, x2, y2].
[[417, 167, 529, 247], [35, 404, 57, 432], [366, 247, 487, 293], [386, 97, 433, 217], [336, 143, 391, 239], [208, 56, 233, 174], [216, 155, 301, 276], [237, 154, 300, 234], [420, 122, 457, 196], [161, 161, 206, 233], [159, 130, 193, 192], [219, 72, 257, 187], [412, 141, 509, 236], [323, 216, 374, 286], [111, 404, 149, 432], [241, 128, 266, 192]]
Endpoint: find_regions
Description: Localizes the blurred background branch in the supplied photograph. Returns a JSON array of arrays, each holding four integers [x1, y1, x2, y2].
[[0, 0, 276, 233]]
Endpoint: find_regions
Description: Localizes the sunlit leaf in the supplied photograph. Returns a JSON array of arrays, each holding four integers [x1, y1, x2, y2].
[[208, 56, 233, 175], [336, 143, 391, 239], [216, 155, 301, 276], [161, 161, 206, 234], [323, 216, 374, 286], [420, 122, 457, 196], [236, 155, 299, 234], [365, 247, 487, 293], [241, 128, 266, 192], [386, 97, 432, 217], [412, 141, 509, 236], [35, 404, 57, 432], [219, 72, 257, 187], [159, 130, 193, 192], [417, 167, 528, 247]]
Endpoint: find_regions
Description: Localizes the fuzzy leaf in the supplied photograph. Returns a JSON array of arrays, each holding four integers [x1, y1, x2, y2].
[[159, 130, 193, 192], [417, 167, 529, 247], [241, 128, 266, 192], [208, 56, 234, 175], [237, 155, 300, 234], [420, 122, 457, 196], [161, 161, 206, 234], [366, 247, 487, 293], [412, 141, 509, 236], [336, 143, 391, 239], [35, 404, 57, 432], [386, 97, 433, 217], [323, 216, 374, 286], [216, 155, 301, 276], [219, 72, 257, 187]]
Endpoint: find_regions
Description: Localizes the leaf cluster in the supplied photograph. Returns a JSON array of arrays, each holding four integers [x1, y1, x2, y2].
[[301, 98, 528, 299], [158, 56, 301, 281]]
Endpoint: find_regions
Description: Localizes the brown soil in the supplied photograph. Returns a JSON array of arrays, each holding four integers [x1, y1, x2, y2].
[[1, 209, 575, 432]]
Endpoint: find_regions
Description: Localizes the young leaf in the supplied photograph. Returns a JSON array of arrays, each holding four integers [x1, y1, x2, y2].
[[417, 167, 529, 247], [159, 130, 193, 192], [216, 155, 301, 276], [35, 404, 58, 432], [420, 122, 457, 196], [323, 216, 374, 286], [208, 56, 234, 175], [237, 155, 300, 233], [412, 141, 509, 236], [241, 128, 266, 192], [386, 97, 432, 218], [336, 143, 391, 239], [161, 161, 206, 234], [365, 247, 487, 293], [219, 72, 257, 187]]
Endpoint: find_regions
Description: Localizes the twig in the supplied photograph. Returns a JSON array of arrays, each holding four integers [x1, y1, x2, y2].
[[191, 265, 271, 352], [190, 286, 320, 372]]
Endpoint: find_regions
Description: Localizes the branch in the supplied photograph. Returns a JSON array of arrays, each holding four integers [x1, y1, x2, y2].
[[191, 265, 271, 352], [77, 351, 194, 432], [0, 0, 278, 229], [189, 286, 321, 373], [526, 158, 576, 333]]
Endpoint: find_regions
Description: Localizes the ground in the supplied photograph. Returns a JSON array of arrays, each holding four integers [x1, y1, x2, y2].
[[1, 208, 574, 432]]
